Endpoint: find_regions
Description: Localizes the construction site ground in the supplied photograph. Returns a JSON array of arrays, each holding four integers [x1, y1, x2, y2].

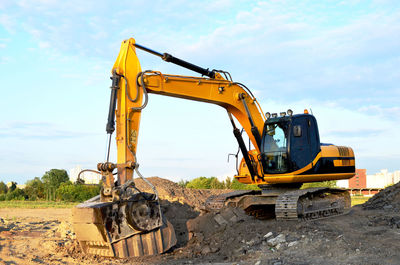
[[1, 177, 400, 265]]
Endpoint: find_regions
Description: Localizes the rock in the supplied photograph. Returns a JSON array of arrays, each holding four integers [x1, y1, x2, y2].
[[288, 241, 299, 247], [214, 214, 228, 226], [201, 245, 211, 255], [196, 233, 204, 243], [384, 205, 393, 210], [229, 214, 239, 223], [246, 239, 262, 247], [210, 247, 219, 253], [267, 234, 286, 247], [263, 232, 273, 239], [246, 239, 256, 246]]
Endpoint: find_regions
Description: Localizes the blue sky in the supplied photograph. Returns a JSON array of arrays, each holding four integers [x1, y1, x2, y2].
[[0, 0, 399, 184]]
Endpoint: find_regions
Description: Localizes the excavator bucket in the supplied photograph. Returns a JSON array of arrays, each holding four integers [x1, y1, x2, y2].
[[72, 194, 176, 258]]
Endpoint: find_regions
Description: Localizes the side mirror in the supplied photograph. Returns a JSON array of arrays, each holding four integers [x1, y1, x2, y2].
[[293, 125, 302, 137]]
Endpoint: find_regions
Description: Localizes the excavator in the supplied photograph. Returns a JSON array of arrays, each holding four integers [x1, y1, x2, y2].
[[72, 38, 355, 258]]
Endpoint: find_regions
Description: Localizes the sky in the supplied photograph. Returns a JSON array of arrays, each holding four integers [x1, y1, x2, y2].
[[0, 0, 399, 184]]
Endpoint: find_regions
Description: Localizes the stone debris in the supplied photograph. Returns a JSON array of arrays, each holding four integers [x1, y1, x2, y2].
[[267, 234, 286, 247], [263, 232, 273, 239], [214, 214, 228, 226], [288, 241, 299, 247]]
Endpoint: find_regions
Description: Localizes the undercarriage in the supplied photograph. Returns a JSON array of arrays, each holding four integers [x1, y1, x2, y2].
[[205, 185, 351, 221]]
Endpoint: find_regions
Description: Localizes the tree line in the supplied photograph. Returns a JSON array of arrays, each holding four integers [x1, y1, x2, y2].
[[0, 169, 100, 202], [0, 171, 337, 202], [178, 176, 260, 190], [178, 176, 337, 190]]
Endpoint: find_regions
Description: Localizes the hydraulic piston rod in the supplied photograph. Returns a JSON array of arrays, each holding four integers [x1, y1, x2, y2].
[[134, 43, 215, 79]]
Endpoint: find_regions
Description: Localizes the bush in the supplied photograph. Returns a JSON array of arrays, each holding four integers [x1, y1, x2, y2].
[[177, 180, 189, 187], [0, 181, 7, 194], [186, 177, 225, 189], [301, 180, 337, 189], [25, 177, 45, 200], [5, 188, 27, 200], [230, 178, 260, 190], [56, 182, 100, 202], [185, 176, 260, 190]]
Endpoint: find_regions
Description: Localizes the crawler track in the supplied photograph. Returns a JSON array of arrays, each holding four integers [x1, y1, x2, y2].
[[275, 188, 351, 221], [205, 187, 351, 221]]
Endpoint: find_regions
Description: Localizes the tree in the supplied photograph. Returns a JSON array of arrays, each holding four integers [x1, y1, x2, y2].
[[177, 179, 188, 188], [186, 177, 212, 189], [25, 177, 45, 200], [210, 177, 224, 189], [56, 182, 100, 202], [224, 177, 232, 189], [230, 178, 260, 190], [42, 169, 69, 200], [8, 182, 17, 192], [301, 180, 337, 189], [0, 181, 7, 194], [42, 169, 69, 188], [6, 188, 27, 200]]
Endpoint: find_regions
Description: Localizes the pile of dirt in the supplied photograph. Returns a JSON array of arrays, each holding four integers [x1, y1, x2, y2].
[[133, 177, 233, 248], [363, 181, 400, 211], [134, 177, 231, 211]]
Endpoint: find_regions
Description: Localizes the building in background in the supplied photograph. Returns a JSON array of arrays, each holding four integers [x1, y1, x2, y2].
[[337, 168, 400, 196], [69, 165, 101, 184], [349, 169, 367, 189]]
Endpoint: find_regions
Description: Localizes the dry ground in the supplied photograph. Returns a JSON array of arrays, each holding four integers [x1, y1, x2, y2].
[[1, 178, 400, 265]]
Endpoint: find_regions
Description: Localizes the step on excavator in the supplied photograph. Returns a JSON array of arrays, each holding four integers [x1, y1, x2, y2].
[[72, 38, 355, 258]]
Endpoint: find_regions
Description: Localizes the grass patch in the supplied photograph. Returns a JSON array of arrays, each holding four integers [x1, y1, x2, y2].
[[351, 196, 370, 206], [0, 200, 78, 208]]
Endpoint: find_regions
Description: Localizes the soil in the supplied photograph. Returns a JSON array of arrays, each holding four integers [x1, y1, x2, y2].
[[1, 177, 400, 265]]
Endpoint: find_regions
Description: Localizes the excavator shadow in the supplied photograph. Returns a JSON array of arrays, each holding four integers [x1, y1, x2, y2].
[[159, 200, 200, 249]]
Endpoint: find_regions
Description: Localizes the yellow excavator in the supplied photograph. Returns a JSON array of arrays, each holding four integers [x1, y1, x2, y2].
[[72, 38, 355, 258]]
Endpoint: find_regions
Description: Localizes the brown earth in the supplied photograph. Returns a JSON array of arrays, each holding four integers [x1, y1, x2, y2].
[[1, 177, 400, 265]]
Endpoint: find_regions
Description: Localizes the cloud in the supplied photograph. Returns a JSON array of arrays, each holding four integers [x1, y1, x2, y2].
[[0, 121, 97, 140], [0, 13, 16, 32]]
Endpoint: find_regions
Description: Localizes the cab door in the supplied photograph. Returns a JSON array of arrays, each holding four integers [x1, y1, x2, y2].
[[290, 116, 312, 170]]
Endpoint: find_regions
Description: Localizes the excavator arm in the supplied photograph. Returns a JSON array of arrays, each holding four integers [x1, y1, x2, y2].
[[109, 38, 266, 186]]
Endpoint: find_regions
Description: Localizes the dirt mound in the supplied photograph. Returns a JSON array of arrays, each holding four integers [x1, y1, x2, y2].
[[363, 181, 400, 211], [133, 177, 234, 249], [134, 177, 231, 211]]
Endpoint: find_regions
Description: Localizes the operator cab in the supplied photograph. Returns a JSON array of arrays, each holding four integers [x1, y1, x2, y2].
[[260, 110, 320, 174]]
